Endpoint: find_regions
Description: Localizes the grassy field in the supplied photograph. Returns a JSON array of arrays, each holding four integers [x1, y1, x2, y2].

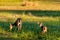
[[0, 0, 60, 10], [0, 0, 60, 6], [0, 10, 60, 40]]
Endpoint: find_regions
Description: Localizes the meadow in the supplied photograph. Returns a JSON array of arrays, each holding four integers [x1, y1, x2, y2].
[[0, 10, 60, 40], [0, 0, 60, 10]]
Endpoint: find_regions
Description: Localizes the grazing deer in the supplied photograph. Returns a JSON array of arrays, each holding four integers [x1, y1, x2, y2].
[[38, 22, 47, 34], [9, 18, 22, 31]]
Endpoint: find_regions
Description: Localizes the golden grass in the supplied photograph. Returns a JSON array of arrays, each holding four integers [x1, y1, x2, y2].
[[0, 13, 59, 22], [0, 1, 60, 10]]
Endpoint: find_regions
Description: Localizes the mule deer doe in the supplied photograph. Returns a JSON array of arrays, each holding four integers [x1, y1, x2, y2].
[[9, 18, 22, 31]]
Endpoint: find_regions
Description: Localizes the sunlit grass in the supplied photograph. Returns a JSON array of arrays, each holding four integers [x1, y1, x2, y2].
[[0, 13, 59, 22], [0, 12, 60, 40]]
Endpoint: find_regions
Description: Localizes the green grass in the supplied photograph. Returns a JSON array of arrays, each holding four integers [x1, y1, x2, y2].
[[0, 10, 60, 16], [0, 10, 60, 40], [0, 20, 60, 40]]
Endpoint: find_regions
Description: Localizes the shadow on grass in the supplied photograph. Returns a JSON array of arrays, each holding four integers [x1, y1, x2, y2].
[[0, 10, 60, 17]]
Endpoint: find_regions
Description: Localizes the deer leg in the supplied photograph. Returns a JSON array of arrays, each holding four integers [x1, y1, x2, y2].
[[10, 23, 13, 31], [18, 24, 22, 31]]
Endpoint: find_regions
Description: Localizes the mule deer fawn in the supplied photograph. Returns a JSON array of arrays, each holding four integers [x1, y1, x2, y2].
[[38, 22, 47, 34]]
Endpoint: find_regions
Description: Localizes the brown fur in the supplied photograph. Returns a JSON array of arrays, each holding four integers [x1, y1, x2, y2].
[[42, 26, 47, 34], [9, 18, 22, 31], [39, 22, 47, 34]]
